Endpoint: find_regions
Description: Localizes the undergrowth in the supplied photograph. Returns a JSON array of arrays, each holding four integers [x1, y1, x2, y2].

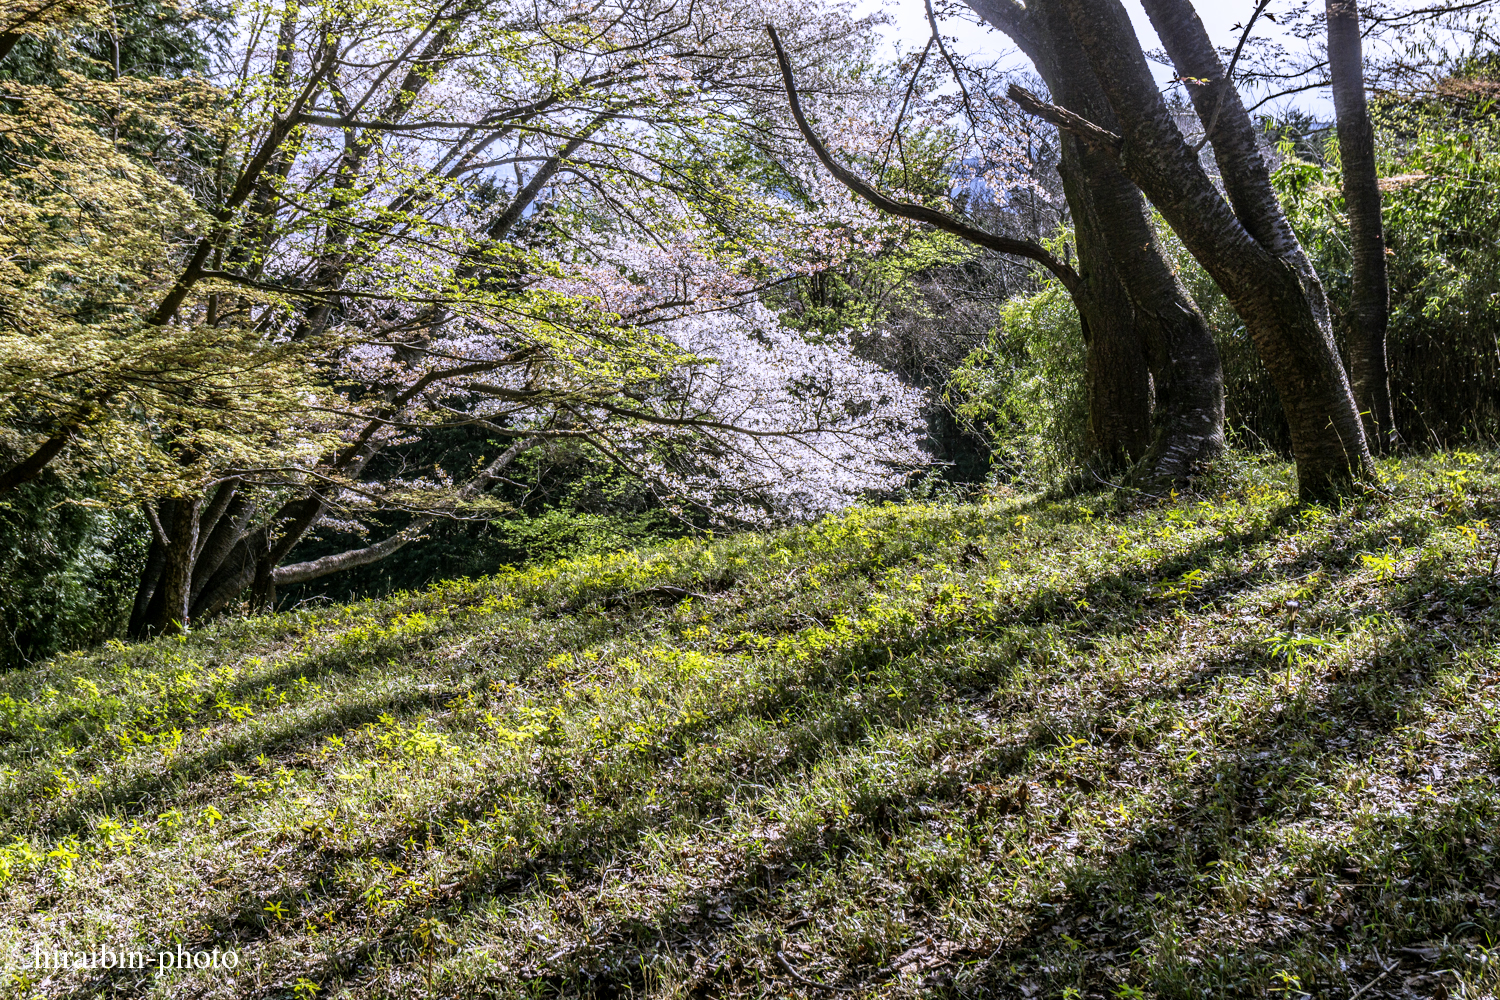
[[1, 451, 1498, 999]]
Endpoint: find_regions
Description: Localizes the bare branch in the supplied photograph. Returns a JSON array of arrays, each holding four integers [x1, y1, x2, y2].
[[1192, 0, 1275, 154], [1007, 84, 1124, 155], [1366, 0, 1498, 25], [271, 435, 539, 585], [925, 0, 979, 127], [766, 24, 1081, 293], [143, 501, 171, 548]]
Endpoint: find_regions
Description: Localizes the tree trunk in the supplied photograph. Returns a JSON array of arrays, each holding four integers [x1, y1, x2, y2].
[[1082, 151, 1226, 484], [247, 498, 324, 611], [770, 22, 1153, 480], [1327, 0, 1394, 453], [149, 497, 201, 635], [1036, 0, 1224, 484], [966, 0, 1224, 487], [128, 520, 168, 637], [272, 436, 542, 586], [1046, 0, 1373, 501], [251, 552, 277, 614], [0, 430, 72, 493], [1063, 137, 1155, 474], [191, 539, 258, 620], [191, 495, 255, 606]]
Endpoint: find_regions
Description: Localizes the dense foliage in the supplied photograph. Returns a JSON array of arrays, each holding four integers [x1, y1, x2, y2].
[[942, 280, 1089, 486], [0, 484, 145, 666]]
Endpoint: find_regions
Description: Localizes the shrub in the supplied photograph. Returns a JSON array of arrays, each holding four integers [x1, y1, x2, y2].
[[942, 281, 1088, 487]]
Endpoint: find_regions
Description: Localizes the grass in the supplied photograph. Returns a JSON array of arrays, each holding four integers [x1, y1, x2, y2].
[[1, 451, 1498, 1000]]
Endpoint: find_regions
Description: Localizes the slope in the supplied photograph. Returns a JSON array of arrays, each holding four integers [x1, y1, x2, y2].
[[2, 453, 1498, 999]]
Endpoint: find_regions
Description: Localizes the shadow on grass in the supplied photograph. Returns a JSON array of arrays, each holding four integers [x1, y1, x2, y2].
[[38, 498, 1500, 998], [963, 570, 1500, 999]]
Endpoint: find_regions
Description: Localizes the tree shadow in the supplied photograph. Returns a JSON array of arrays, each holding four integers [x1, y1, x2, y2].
[[35, 497, 1500, 998], [961, 569, 1500, 998]]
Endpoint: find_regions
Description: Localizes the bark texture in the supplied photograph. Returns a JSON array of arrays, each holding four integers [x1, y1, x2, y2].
[[1327, 0, 1394, 452], [149, 497, 201, 635], [128, 512, 169, 636], [1062, 136, 1154, 473], [1051, 0, 1374, 500]]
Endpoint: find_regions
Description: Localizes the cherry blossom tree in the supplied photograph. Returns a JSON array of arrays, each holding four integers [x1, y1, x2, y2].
[[1, 0, 932, 632]]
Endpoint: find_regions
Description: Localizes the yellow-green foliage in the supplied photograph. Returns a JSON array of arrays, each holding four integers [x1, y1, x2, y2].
[[945, 280, 1088, 484], [0, 45, 335, 499], [1, 453, 1498, 998]]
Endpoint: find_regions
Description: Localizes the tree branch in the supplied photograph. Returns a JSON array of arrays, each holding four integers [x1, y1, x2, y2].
[[1138, 0, 1300, 256], [143, 501, 171, 548], [1366, 0, 1498, 24], [766, 24, 1081, 293], [1191, 0, 1274, 154], [1007, 84, 1124, 156], [271, 519, 432, 585], [271, 435, 539, 585], [1245, 77, 1334, 112], [925, 0, 979, 127], [0, 428, 71, 492], [148, 40, 337, 328]]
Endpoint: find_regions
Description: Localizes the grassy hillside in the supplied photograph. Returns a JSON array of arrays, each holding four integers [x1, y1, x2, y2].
[[2, 453, 1499, 1000]]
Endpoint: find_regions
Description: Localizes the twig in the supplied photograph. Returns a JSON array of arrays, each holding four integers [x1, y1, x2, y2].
[[775, 950, 857, 993], [1348, 959, 1398, 1000], [881, 36, 933, 177], [925, 0, 977, 126]]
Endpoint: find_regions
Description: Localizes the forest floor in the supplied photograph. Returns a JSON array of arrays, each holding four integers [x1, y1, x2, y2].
[[2, 452, 1499, 1000]]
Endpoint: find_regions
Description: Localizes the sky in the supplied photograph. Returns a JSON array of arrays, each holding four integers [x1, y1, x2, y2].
[[868, 0, 1337, 117]]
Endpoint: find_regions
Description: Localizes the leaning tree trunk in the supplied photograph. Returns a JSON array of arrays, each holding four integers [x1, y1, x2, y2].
[[1327, 0, 1394, 452], [127, 435, 543, 630], [966, 0, 1225, 487], [1039, 0, 1373, 501], [1037, 0, 1224, 484], [128, 505, 170, 637]]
